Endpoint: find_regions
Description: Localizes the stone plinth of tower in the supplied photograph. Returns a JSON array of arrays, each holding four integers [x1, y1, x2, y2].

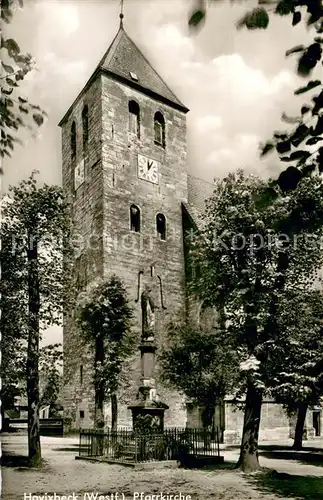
[[128, 341, 168, 431]]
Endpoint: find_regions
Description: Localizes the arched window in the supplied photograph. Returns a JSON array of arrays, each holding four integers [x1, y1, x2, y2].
[[82, 105, 89, 152], [154, 112, 165, 148], [130, 204, 140, 232], [128, 100, 140, 138], [71, 121, 76, 159], [156, 213, 166, 240]]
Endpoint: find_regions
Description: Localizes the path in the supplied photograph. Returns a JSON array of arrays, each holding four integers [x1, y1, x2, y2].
[[1, 433, 323, 500]]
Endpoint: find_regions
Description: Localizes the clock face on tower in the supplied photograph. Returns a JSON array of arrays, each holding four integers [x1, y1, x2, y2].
[[137, 154, 159, 184]]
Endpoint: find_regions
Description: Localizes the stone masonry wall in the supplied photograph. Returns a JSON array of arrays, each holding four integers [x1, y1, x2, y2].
[[62, 71, 189, 430], [224, 401, 316, 444], [100, 75, 188, 428], [61, 77, 104, 430]]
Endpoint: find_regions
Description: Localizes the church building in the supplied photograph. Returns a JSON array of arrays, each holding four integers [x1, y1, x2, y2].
[[59, 16, 320, 443]]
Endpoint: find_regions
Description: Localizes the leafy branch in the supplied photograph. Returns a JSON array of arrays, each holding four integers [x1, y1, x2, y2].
[[0, 0, 47, 161], [189, 0, 323, 195]]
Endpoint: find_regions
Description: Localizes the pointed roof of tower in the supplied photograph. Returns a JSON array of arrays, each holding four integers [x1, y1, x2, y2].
[[96, 25, 188, 112], [59, 22, 188, 126]]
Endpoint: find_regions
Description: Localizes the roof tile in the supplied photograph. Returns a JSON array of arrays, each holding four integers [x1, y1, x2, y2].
[[187, 174, 214, 219]]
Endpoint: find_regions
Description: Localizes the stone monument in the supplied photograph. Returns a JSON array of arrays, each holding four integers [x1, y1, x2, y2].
[[128, 270, 168, 431]]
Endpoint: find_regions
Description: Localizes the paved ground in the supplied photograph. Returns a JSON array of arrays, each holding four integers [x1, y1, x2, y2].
[[1, 433, 323, 500]]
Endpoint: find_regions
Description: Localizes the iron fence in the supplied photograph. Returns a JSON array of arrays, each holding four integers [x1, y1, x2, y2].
[[79, 427, 220, 463]]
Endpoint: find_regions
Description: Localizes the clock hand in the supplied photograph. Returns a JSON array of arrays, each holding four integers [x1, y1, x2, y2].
[[147, 160, 153, 171]]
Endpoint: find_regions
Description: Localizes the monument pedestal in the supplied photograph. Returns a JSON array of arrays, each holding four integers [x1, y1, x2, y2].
[[128, 341, 168, 431], [128, 401, 169, 432]]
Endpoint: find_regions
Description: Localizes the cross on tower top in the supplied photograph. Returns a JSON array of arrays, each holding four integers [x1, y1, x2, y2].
[[119, 0, 124, 28]]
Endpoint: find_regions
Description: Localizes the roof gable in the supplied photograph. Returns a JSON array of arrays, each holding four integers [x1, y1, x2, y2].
[[98, 27, 187, 111]]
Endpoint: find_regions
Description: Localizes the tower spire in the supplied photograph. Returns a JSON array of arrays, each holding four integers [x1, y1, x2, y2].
[[119, 0, 124, 29]]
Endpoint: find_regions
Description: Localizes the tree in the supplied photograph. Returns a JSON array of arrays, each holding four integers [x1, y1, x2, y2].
[[189, 170, 323, 472], [1, 191, 29, 420], [188, 2, 323, 456], [270, 288, 323, 449], [0, 0, 46, 162], [77, 276, 135, 430], [0, 344, 26, 430], [39, 344, 63, 417], [0, 268, 27, 428], [189, 0, 323, 196], [160, 322, 238, 432], [1, 173, 72, 465]]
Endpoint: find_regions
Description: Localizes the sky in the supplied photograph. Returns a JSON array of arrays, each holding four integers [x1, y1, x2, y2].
[[2, 0, 317, 343]]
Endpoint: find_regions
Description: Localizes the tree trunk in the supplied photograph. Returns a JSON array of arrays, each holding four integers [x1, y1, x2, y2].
[[94, 337, 105, 456], [201, 403, 215, 431], [27, 237, 41, 466], [292, 402, 308, 450], [111, 393, 118, 431], [95, 392, 105, 429], [1, 407, 9, 432], [236, 382, 263, 472], [95, 336, 105, 429], [201, 402, 215, 449]]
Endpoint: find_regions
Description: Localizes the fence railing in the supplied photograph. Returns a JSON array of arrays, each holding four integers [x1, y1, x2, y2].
[[79, 427, 220, 462]]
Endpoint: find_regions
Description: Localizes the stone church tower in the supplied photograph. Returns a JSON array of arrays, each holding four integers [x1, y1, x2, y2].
[[59, 16, 190, 430]]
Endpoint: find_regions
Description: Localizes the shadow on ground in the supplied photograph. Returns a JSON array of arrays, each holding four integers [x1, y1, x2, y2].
[[1, 454, 33, 468], [201, 460, 237, 471], [250, 470, 323, 500], [258, 444, 323, 452], [1, 453, 49, 471], [258, 445, 323, 468], [53, 446, 79, 452]]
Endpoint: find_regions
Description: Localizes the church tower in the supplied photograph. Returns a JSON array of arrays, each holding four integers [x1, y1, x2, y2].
[[59, 15, 189, 430]]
